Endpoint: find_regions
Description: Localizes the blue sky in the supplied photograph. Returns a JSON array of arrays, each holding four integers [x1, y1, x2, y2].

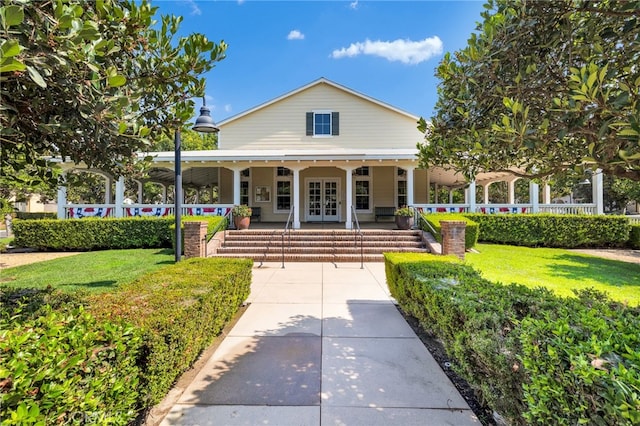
[[151, 0, 486, 121]]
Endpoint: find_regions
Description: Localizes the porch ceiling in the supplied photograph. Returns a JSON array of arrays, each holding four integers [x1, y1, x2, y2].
[[146, 167, 220, 188]]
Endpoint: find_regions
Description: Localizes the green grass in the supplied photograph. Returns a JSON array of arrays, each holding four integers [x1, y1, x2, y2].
[[0, 249, 174, 293], [465, 244, 640, 306]]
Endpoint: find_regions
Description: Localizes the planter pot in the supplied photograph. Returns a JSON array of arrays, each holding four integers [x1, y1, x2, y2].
[[395, 215, 414, 230], [234, 216, 251, 230]]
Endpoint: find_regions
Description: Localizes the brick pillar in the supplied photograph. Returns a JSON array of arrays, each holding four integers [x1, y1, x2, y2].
[[441, 220, 466, 260], [184, 221, 208, 259]]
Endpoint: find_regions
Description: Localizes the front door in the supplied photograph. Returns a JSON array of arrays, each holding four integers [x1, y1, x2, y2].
[[306, 179, 340, 222]]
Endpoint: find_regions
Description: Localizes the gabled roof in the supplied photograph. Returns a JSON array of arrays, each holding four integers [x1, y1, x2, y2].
[[217, 77, 419, 126]]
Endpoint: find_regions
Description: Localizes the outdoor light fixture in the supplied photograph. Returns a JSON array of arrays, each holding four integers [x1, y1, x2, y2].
[[175, 97, 220, 262]]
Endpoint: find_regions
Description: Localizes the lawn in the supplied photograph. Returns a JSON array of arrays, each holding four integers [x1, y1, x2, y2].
[[0, 248, 174, 293], [465, 244, 640, 306]]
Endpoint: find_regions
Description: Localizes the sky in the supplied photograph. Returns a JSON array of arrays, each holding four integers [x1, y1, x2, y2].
[[150, 0, 487, 122]]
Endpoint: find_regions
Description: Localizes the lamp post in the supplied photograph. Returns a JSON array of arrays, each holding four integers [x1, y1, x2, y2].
[[175, 98, 219, 262]]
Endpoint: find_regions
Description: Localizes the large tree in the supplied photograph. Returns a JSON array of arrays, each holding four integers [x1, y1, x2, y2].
[[0, 0, 226, 186], [418, 0, 640, 181]]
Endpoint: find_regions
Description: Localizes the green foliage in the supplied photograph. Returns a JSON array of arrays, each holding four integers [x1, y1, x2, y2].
[[12, 218, 174, 250], [421, 213, 479, 249], [394, 206, 414, 217], [420, 0, 640, 181], [15, 212, 56, 220], [232, 204, 252, 217], [464, 213, 630, 248], [0, 304, 142, 425], [384, 253, 640, 424], [630, 224, 640, 249], [0, 0, 226, 184], [87, 257, 252, 405]]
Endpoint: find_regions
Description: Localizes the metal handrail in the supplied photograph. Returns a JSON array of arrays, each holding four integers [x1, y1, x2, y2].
[[258, 230, 277, 268], [415, 209, 439, 246], [281, 207, 295, 268], [351, 205, 364, 269]]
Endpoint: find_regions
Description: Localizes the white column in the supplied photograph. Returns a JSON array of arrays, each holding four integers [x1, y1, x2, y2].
[[448, 189, 454, 204], [530, 181, 540, 213], [105, 176, 113, 204], [483, 183, 490, 204], [115, 176, 125, 218], [406, 166, 415, 207], [340, 166, 355, 229], [593, 169, 604, 215], [434, 183, 439, 203], [160, 184, 167, 203], [467, 180, 476, 213], [57, 173, 67, 219], [232, 168, 241, 205], [425, 169, 431, 203], [292, 167, 302, 229], [508, 179, 516, 204], [543, 183, 551, 204], [136, 180, 143, 203]]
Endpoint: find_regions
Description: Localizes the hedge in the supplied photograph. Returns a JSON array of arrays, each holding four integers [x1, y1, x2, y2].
[[12, 216, 226, 251], [421, 213, 479, 249], [87, 257, 252, 405], [15, 212, 57, 220], [463, 213, 630, 248], [0, 257, 252, 422], [385, 253, 640, 425], [630, 224, 640, 249]]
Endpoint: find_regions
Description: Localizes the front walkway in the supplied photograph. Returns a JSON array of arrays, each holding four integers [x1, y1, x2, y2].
[[161, 262, 479, 425]]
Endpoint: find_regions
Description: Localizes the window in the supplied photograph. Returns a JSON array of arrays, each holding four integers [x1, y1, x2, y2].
[[240, 168, 250, 205], [306, 112, 339, 136], [354, 167, 371, 211], [275, 167, 292, 212], [397, 168, 407, 207]]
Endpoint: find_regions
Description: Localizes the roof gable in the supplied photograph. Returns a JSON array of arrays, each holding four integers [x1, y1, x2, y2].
[[217, 77, 419, 127]]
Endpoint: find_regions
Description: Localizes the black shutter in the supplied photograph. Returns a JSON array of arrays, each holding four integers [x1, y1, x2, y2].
[[331, 112, 339, 135], [306, 112, 313, 136]]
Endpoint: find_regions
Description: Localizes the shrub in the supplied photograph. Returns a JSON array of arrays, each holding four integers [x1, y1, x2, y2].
[[13, 218, 174, 251], [0, 304, 142, 425], [15, 212, 56, 220], [629, 224, 640, 249], [87, 257, 252, 405], [464, 213, 630, 248], [421, 213, 479, 249], [384, 253, 640, 425]]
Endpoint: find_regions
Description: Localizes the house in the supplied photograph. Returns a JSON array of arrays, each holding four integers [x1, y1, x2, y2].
[[55, 78, 605, 224]]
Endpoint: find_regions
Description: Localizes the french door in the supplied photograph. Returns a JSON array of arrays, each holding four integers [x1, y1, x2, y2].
[[306, 179, 340, 222]]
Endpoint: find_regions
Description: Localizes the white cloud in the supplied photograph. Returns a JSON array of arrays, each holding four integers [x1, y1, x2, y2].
[[237, 0, 245, 5], [183, 0, 201, 16], [287, 30, 305, 41], [331, 36, 443, 65], [224, 104, 232, 113], [350, 0, 359, 10]]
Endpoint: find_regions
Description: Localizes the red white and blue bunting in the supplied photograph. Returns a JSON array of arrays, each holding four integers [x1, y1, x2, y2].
[[187, 207, 231, 217], [125, 207, 171, 217], [68, 207, 113, 219]]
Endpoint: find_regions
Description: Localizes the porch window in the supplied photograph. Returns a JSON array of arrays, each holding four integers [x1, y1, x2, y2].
[[355, 180, 370, 210], [306, 111, 340, 136], [275, 167, 292, 212], [240, 168, 250, 205], [397, 168, 407, 207]]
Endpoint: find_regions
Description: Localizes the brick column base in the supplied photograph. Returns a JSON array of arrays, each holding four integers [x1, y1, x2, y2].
[[184, 221, 208, 259], [441, 220, 466, 260]]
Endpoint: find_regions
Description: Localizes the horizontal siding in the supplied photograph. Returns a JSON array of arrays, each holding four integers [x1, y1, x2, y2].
[[219, 83, 423, 150]]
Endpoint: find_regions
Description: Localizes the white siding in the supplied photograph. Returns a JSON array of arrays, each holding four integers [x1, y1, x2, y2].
[[219, 83, 423, 150]]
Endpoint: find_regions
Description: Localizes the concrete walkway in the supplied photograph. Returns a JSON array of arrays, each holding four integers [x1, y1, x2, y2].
[[161, 263, 479, 426]]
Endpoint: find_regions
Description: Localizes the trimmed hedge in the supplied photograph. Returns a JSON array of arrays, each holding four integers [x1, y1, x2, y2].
[[87, 257, 252, 405], [15, 212, 56, 220], [421, 213, 479, 249], [12, 216, 226, 251], [463, 213, 630, 248], [0, 257, 252, 422], [630, 224, 640, 249], [385, 253, 640, 425], [0, 300, 142, 425]]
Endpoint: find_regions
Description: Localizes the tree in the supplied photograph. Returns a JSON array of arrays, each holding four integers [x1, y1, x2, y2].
[[151, 128, 218, 152], [418, 0, 640, 182], [0, 0, 226, 186]]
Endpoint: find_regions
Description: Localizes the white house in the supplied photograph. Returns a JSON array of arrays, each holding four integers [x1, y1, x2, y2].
[[56, 78, 604, 225]]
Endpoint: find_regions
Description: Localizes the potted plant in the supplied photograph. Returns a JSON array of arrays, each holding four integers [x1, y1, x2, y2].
[[394, 206, 414, 230], [232, 204, 252, 230]]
